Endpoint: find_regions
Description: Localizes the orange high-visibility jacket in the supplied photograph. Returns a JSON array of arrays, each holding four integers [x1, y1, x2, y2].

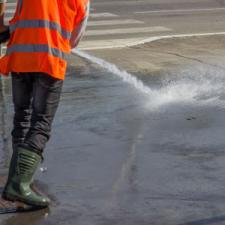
[[0, 0, 88, 80]]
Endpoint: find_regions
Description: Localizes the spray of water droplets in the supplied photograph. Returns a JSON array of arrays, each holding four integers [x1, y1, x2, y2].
[[73, 49, 225, 110]]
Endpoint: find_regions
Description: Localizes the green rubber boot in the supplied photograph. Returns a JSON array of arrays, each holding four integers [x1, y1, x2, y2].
[[2, 147, 50, 208]]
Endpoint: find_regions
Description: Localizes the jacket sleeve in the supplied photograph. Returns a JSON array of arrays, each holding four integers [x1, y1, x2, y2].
[[70, 0, 90, 48], [74, 0, 89, 25]]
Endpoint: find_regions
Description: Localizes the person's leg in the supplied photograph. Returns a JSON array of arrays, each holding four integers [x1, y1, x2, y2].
[[1, 73, 46, 206], [3, 72, 63, 207], [4, 72, 32, 184], [24, 72, 63, 152], [11, 72, 32, 146]]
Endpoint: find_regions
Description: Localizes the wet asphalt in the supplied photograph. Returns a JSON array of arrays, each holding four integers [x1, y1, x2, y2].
[[0, 54, 225, 224]]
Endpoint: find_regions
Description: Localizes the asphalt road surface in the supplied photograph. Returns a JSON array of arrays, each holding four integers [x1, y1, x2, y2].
[[1, 1, 225, 225]]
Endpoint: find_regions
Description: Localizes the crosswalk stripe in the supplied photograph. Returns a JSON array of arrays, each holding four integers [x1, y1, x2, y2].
[[90, 13, 119, 18], [6, 2, 17, 6], [6, 3, 16, 7], [78, 37, 147, 50], [88, 19, 144, 26], [5, 9, 15, 13], [85, 26, 172, 36]]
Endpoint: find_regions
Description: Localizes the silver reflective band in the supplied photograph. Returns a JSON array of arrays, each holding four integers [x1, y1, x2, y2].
[[6, 44, 69, 60], [10, 20, 72, 39]]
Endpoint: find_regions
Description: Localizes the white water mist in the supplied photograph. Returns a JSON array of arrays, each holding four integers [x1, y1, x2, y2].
[[73, 49, 225, 109]]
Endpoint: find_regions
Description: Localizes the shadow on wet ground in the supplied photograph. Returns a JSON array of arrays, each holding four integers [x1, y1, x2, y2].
[[1, 55, 225, 224]]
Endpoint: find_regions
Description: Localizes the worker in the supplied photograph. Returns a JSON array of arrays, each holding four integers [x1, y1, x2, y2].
[[0, 0, 89, 208]]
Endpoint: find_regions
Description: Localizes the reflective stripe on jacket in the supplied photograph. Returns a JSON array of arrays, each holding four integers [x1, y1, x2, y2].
[[0, 0, 88, 80]]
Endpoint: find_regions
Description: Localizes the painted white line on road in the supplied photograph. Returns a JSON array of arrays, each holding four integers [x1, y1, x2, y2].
[[79, 32, 225, 50], [85, 26, 171, 36], [88, 19, 144, 26], [90, 13, 119, 18], [79, 38, 146, 50], [5, 9, 15, 13], [6, 3, 16, 7], [135, 7, 225, 14]]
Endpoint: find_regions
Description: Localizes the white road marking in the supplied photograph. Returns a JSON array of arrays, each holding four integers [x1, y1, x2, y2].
[[135, 7, 225, 14], [78, 38, 146, 50], [6, 3, 16, 7], [79, 32, 225, 50], [5, 9, 15, 13], [85, 26, 172, 36], [90, 13, 119, 18], [88, 19, 144, 26]]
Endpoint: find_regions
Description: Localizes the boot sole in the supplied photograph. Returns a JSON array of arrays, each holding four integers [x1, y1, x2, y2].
[[2, 192, 49, 208]]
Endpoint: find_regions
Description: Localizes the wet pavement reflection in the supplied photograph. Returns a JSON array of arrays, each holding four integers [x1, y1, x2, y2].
[[1, 58, 225, 225]]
